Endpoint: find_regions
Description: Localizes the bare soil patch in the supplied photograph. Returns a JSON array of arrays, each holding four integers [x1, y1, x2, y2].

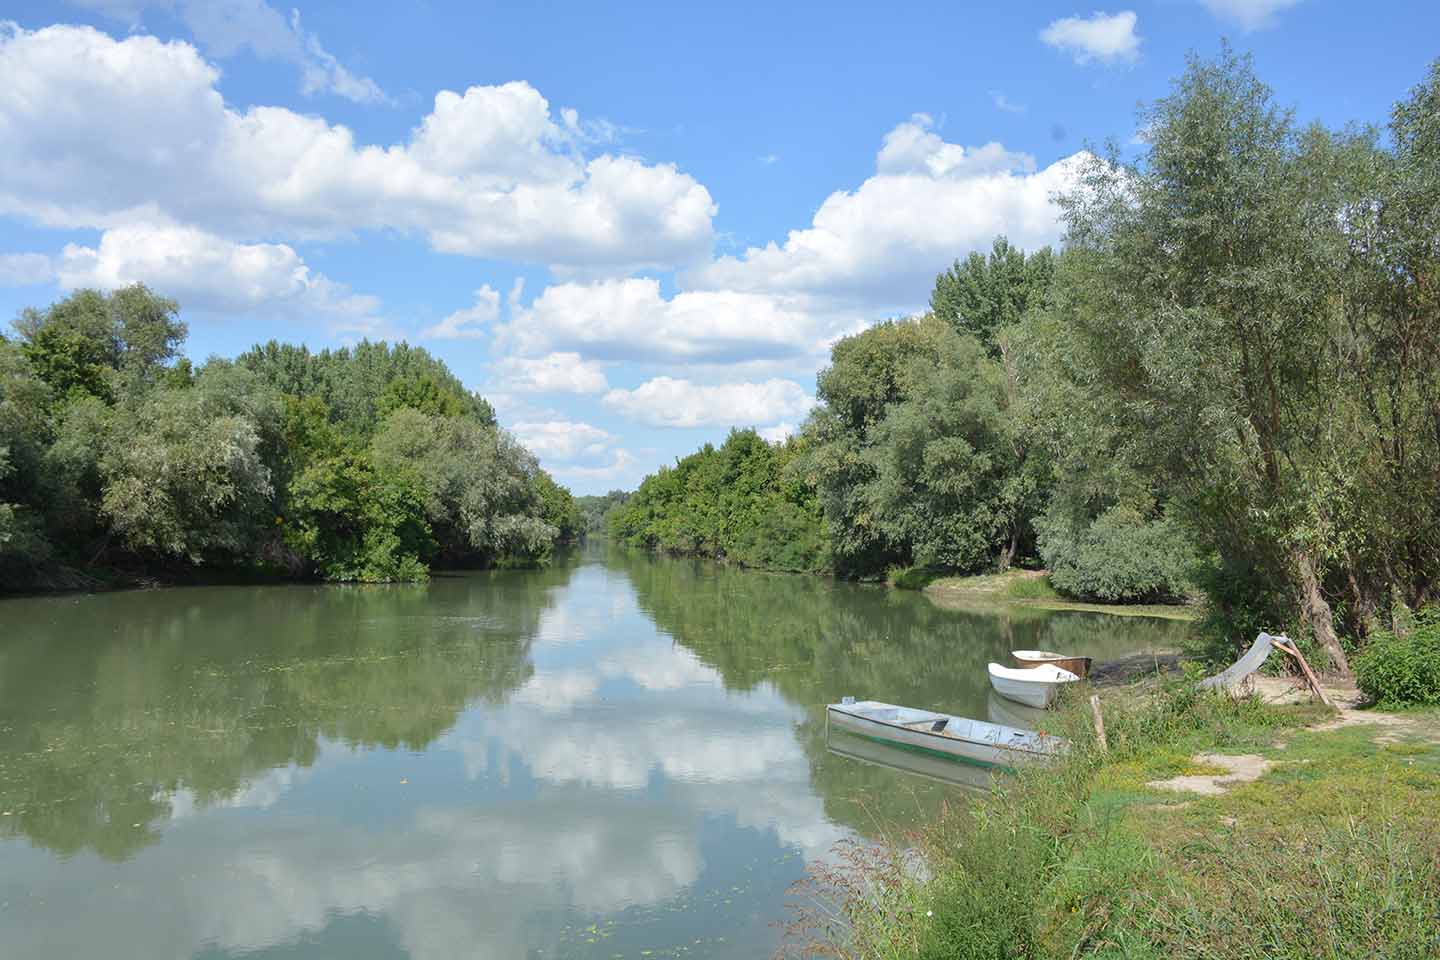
[[1146, 752, 1274, 795]]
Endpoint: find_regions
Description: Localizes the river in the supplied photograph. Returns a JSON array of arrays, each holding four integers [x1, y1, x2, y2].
[[0, 546, 1188, 959]]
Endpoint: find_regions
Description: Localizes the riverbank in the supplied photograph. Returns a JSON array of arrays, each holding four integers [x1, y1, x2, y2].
[[791, 673, 1440, 959], [921, 568, 1198, 621]]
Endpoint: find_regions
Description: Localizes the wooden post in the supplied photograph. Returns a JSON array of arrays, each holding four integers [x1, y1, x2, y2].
[[1089, 695, 1109, 753], [1271, 639, 1333, 708]]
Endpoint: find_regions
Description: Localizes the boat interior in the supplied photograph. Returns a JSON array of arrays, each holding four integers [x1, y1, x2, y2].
[[836, 701, 1034, 743]]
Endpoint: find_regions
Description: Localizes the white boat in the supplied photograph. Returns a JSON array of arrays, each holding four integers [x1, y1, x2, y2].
[[987, 662, 1080, 709], [825, 698, 1064, 768]]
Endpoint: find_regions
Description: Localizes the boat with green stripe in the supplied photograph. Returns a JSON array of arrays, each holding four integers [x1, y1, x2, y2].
[[825, 698, 1064, 768]]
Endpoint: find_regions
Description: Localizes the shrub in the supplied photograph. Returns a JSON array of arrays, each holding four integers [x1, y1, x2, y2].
[[1038, 504, 1196, 604], [1354, 607, 1440, 706]]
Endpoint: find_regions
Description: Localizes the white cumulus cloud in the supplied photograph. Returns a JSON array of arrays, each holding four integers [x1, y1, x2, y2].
[[1198, 0, 1303, 30], [687, 115, 1084, 310], [545, 449, 642, 488], [1039, 11, 1141, 65], [510, 420, 616, 462], [490, 115, 1083, 391], [491, 352, 608, 394], [54, 222, 381, 327], [499, 277, 825, 363], [0, 24, 715, 274], [875, 114, 1034, 178], [601, 377, 814, 429]]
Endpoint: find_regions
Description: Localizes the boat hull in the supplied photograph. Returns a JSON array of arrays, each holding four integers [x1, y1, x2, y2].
[[987, 663, 1080, 709], [826, 730, 994, 791], [826, 702, 1059, 768]]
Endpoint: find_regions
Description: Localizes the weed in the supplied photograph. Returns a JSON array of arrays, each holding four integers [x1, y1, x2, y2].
[[1354, 605, 1440, 707]]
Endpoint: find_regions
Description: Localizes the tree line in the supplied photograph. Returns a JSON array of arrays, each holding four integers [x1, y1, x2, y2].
[[0, 287, 580, 588], [612, 47, 1440, 672]]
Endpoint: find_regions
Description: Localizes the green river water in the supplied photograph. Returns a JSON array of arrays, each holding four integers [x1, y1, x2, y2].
[[0, 546, 1188, 959]]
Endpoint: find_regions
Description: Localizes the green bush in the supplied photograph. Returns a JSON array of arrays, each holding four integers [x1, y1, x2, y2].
[[1354, 607, 1440, 706], [887, 565, 943, 590], [609, 428, 830, 574], [1038, 504, 1196, 604]]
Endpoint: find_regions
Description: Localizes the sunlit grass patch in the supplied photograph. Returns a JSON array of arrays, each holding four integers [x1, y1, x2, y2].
[[1005, 575, 1060, 600], [886, 565, 947, 591]]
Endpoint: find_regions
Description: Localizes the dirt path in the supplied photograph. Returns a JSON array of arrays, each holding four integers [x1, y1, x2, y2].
[[1248, 675, 1440, 742]]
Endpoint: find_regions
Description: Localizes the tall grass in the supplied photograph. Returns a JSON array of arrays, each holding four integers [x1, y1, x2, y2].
[[783, 677, 1440, 959]]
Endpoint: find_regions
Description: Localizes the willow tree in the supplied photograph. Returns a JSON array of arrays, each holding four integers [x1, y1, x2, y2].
[[1055, 47, 1371, 671], [1325, 60, 1440, 631]]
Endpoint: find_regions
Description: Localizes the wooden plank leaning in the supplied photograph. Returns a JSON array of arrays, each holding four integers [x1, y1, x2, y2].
[[1269, 638, 1333, 708]]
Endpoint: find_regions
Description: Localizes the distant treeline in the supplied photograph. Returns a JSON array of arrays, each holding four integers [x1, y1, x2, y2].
[[0, 287, 579, 588], [575, 490, 631, 537], [612, 48, 1440, 672]]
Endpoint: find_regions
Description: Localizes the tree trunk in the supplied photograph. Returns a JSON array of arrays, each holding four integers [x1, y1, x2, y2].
[[999, 529, 1018, 571], [1294, 548, 1350, 676], [1345, 567, 1381, 638]]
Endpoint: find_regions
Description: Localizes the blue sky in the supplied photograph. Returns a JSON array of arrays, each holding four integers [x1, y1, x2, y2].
[[2, 1, 1436, 493]]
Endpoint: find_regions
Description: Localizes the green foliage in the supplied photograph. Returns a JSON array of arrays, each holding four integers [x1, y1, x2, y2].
[[1049, 47, 1440, 669], [886, 565, 943, 590], [0, 340, 55, 577], [865, 325, 1032, 571], [15, 285, 184, 402], [610, 429, 829, 573], [286, 451, 433, 582], [1354, 607, 1440, 707], [1038, 504, 1196, 604], [797, 314, 1046, 577], [1, 289, 571, 588], [98, 366, 277, 563], [576, 490, 630, 536], [238, 339, 494, 437], [533, 471, 582, 543], [368, 408, 558, 566], [376, 372, 466, 419], [41, 394, 111, 546], [930, 236, 1054, 354]]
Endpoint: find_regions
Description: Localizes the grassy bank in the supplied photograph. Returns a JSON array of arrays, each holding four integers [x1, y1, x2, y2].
[[919, 569, 1198, 621], [788, 675, 1440, 959]]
